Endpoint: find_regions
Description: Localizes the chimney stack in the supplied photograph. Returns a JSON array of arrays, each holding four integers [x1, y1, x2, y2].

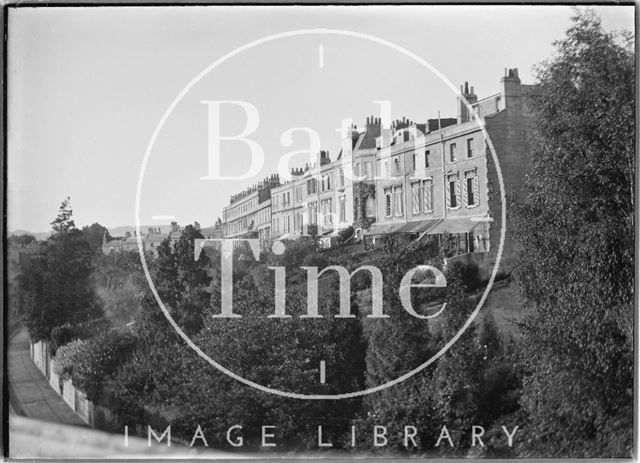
[[501, 67, 522, 111], [457, 80, 478, 123]]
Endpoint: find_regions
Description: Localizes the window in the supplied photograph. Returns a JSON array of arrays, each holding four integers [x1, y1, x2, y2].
[[287, 192, 290, 206], [411, 182, 423, 214], [295, 211, 303, 232], [467, 138, 473, 158], [384, 188, 392, 217], [327, 173, 332, 190], [393, 185, 404, 216], [354, 163, 360, 178], [364, 161, 373, 179], [339, 168, 345, 187], [321, 199, 333, 225], [339, 195, 346, 222], [464, 170, 479, 207], [393, 157, 401, 176], [384, 161, 390, 177], [450, 143, 457, 162], [365, 197, 375, 218], [423, 178, 433, 212], [307, 178, 317, 195], [308, 201, 318, 225], [447, 174, 459, 208], [412, 153, 417, 171], [425, 150, 430, 168], [295, 186, 303, 203]]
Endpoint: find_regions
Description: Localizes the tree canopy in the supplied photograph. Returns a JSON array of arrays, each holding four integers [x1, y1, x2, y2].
[[512, 10, 634, 457]]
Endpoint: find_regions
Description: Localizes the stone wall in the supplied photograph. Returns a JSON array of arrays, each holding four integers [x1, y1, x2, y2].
[[29, 342, 166, 436]]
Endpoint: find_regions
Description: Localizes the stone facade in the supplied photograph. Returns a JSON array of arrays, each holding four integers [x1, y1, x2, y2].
[[219, 67, 533, 273]]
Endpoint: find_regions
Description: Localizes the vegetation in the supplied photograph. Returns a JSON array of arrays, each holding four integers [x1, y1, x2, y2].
[[11, 10, 633, 458], [511, 10, 633, 457], [15, 198, 103, 341]]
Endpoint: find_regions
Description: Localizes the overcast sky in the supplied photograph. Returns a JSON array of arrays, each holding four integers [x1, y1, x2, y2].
[[8, 5, 634, 233]]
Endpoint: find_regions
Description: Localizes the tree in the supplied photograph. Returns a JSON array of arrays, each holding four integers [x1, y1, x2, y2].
[[93, 250, 150, 325], [154, 225, 211, 334], [360, 234, 443, 450], [9, 233, 36, 247], [81, 222, 111, 251], [512, 10, 633, 457], [16, 198, 103, 341]]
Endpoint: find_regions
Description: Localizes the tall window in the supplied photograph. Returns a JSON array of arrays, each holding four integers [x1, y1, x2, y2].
[[425, 150, 430, 168], [411, 182, 423, 214], [393, 157, 401, 176], [307, 178, 317, 195], [365, 197, 375, 218], [384, 161, 390, 177], [354, 163, 360, 178], [327, 172, 332, 190], [393, 185, 404, 216], [464, 170, 479, 206], [447, 174, 459, 208], [364, 161, 373, 179], [450, 143, 457, 162], [308, 202, 317, 224], [384, 188, 392, 217], [339, 195, 346, 222], [339, 168, 345, 187], [296, 211, 303, 232], [412, 153, 417, 171], [467, 138, 473, 158], [423, 178, 433, 212], [321, 199, 333, 225]]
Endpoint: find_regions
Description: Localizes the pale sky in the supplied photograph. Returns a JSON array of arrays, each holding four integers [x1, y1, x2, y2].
[[8, 5, 634, 233]]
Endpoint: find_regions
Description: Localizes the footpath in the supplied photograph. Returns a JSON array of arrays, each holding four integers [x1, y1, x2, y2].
[[8, 327, 87, 427]]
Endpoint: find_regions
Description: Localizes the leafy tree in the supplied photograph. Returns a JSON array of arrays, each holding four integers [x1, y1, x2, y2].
[[512, 10, 633, 457], [92, 250, 150, 325], [191, 247, 367, 449], [16, 198, 103, 341], [81, 222, 111, 251], [71, 328, 136, 401], [150, 225, 212, 334], [359, 234, 443, 450], [9, 233, 36, 247]]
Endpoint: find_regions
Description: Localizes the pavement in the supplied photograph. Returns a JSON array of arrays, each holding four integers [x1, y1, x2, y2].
[[8, 327, 87, 427], [6, 327, 244, 458]]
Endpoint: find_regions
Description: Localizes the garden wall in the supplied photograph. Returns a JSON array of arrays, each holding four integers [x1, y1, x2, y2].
[[29, 343, 172, 437]]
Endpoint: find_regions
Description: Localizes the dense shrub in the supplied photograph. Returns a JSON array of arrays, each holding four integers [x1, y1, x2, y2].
[[53, 339, 89, 379], [337, 226, 355, 245], [50, 319, 110, 355], [71, 330, 136, 401]]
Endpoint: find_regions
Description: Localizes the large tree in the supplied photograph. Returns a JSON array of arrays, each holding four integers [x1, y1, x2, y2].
[[512, 10, 633, 457], [16, 198, 103, 341], [81, 222, 111, 252]]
